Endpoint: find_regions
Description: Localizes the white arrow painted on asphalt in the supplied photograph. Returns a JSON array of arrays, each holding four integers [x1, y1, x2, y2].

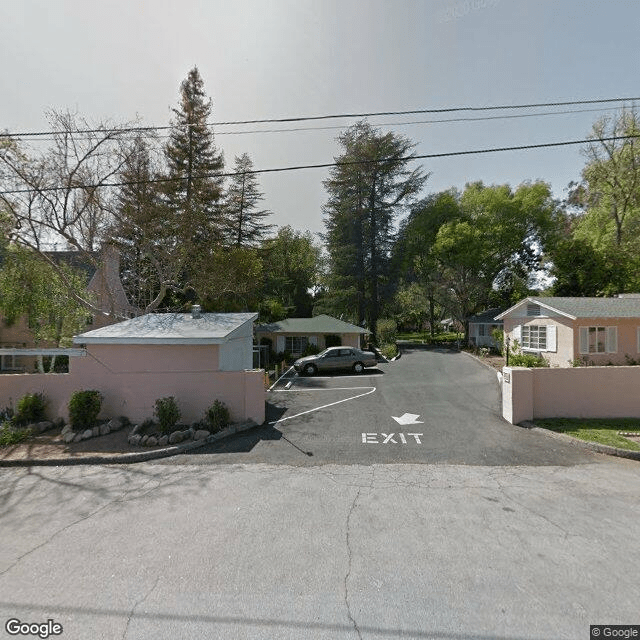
[[392, 413, 424, 425]]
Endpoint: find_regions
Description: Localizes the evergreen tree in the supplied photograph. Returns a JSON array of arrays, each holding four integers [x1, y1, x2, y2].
[[322, 121, 427, 342], [224, 153, 274, 247], [164, 67, 225, 248]]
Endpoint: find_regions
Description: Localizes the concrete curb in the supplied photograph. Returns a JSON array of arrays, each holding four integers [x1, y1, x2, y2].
[[520, 421, 640, 462], [0, 421, 259, 467]]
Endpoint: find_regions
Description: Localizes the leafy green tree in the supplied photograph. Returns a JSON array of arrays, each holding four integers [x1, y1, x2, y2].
[[322, 121, 427, 341], [432, 181, 560, 337], [261, 226, 321, 318], [224, 153, 274, 247], [0, 246, 90, 371]]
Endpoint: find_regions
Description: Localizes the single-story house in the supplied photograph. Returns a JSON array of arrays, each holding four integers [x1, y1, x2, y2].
[[468, 308, 505, 348], [495, 295, 640, 368], [255, 314, 370, 356], [0, 307, 265, 425]]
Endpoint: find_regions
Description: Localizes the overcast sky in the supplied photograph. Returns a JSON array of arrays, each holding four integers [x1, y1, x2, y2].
[[2, 0, 639, 237]]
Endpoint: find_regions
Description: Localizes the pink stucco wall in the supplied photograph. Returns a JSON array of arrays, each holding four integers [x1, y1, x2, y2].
[[503, 317, 640, 368], [0, 343, 265, 425], [502, 365, 640, 423]]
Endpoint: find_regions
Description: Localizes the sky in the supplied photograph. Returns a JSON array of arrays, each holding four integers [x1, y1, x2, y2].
[[2, 0, 640, 238]]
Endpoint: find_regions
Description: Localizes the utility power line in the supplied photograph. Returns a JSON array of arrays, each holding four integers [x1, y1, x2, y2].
[[2, 134, 638, 196], [1, 96, 638, 139]]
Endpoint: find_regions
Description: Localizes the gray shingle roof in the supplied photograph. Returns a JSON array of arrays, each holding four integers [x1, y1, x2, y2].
[[468, 308, 506, 323], [256, 314, 369, 334], [74, 312, 257, 344], [498, 296, 640, 320]]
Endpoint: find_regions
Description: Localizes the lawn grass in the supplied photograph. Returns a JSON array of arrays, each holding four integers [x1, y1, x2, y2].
[[533, 418, 640, 451]]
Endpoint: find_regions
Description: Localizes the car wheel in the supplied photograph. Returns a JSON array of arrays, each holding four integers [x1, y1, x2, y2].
[[304, 363, 317, 376], [353, 362, 364, 374]]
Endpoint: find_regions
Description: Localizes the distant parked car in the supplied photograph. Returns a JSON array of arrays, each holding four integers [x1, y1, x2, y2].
[[294, 347, 377, 375]]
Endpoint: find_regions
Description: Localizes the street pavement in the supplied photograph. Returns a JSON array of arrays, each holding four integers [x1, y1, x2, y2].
[[167, 348, 597, 466], [0, 349, 637, 639]]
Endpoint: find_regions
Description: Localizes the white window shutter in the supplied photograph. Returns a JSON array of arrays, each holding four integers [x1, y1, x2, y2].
[[276, 336, 285, 352], [579, 327, 588, 354], [512, 325, 521, 343], [546, 325, 556, 352], [607, 326, 618, 353], [309, 335, 318, 347]]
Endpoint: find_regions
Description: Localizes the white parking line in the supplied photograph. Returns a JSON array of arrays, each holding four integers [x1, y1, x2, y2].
[[268, 386, 376, 426], [267, 366, 295, 391]]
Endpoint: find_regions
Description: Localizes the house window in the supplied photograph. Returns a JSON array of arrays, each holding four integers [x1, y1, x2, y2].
[[527, 303, 541, 316], [285, 336, 308, 354], [522, 325, 546, 350], [579, 326, 617, 354]]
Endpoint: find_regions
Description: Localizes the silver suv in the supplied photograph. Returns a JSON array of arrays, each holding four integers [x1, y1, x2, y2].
[[293, 347, 377, 376]]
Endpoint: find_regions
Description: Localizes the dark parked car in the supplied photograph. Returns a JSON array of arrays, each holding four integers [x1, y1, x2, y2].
[[293, 347, 377, 375]]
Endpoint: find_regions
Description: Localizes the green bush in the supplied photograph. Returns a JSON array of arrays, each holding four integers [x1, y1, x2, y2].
[[301, 343, 321, 356], [204, 400, 230, 432], [0, 422, 32, 446], [68, 390, 103, 431], [154, 396, 181, 434], [14, 393, 47, 426], [379, 343, 398, 360], [377, 318, 397, 345]]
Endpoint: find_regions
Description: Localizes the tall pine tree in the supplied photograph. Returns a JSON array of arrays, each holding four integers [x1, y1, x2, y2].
[[164, 67, 225, 248], [224, 153, 274, 247], [322, 121, 427, 342]]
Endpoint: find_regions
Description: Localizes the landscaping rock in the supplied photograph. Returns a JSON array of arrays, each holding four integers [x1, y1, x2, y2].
[[108, 418, 123, 432], [74, 432, 84, 443], [141, 435, 149, 446], [63, 431, 76, 444], [128, 434, 141, 446], [37, 421, 53, 433], [187, 428, 195, 440], [168, 431, 182, 445], [99, 424, 111, 436], [158, 435, 168, 447], [92, 426, 100, 437], [61, 424, 73, 437], [194, 429, 210, 441], [147, 436, 158, 446], [82, 429, 93, 440]]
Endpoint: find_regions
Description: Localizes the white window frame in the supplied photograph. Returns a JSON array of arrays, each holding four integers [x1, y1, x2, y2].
[[521, 325, 547, 351], [285, 336, 308, 354], [579, 326, 617, 355], [515, 324, 556, 352]]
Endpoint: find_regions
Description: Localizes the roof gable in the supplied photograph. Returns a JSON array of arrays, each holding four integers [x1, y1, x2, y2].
[[496, 296, 640, 320]]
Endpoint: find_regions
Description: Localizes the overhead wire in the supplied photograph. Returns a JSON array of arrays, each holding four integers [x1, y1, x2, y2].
[[1, 96, 638, 139], [2, 134, 639, 196]]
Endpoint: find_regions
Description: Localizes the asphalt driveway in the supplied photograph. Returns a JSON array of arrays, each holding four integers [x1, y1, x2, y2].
[[167, 348, 597, 466]]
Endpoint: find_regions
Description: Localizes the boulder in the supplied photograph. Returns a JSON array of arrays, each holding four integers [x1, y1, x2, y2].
[[168, 431, 182, 445], [82, 429, 93, 440], [61, 424, 73, 437], [158, 435, 168, 447], [63, 431, 76, 444], [194, 429, 210, 441], [99, 423, 111, 436], [141, 435, 148, 446], [37, 421, 53, 433], [74, 432, 84, 443], [92, 426, 100, 437], [146, 436, 158, 446], [108, 418, 123, 432], [128, 434, 141, 446]]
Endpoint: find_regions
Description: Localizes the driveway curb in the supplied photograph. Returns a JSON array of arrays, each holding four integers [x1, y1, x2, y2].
[[0, 421, 258, 467], [520, 421, 640, 461]]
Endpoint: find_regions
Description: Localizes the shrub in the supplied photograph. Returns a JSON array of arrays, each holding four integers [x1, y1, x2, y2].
[[379, 343, 398, 360], [301, 343, 321, 356], [14, 393, 47, 426], [68, 390, 103, 431], [377, 318, 397, 345], [491, 328, 505, 355], [204, 400, 230, 432], [154, 396, 181, 434], [0, 423, 32, 447]]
